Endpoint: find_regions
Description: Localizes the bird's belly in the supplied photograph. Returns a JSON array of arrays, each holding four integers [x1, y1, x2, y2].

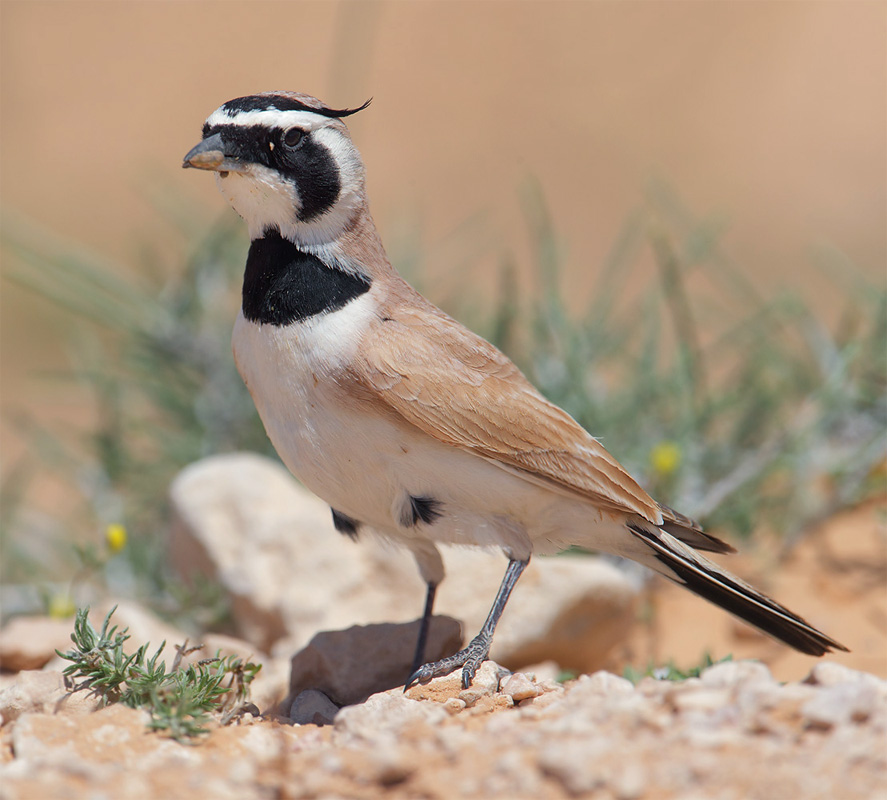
[[231, 306, 622, 560]]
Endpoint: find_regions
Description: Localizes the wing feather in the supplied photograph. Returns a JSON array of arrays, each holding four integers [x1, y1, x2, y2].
[[349, 295, 663, 524]]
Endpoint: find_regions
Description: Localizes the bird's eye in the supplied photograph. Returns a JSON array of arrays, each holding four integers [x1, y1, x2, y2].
[[283, 128, 305, 148]]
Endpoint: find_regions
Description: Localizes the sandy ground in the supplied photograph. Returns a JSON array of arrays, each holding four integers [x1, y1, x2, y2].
[[621, 500, 887, 682]]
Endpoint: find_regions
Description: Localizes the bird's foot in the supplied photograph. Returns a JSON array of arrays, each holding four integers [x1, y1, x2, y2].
[[405, 632, 492, 691]]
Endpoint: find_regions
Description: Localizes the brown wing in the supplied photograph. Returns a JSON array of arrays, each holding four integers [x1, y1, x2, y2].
[[349, 293, 663, 524]]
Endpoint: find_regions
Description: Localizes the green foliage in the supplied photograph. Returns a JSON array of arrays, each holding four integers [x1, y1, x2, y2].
[[622, 653, 733, 684], [2, 181, 884, 624], [57, 606, 261, 739], [2, 211, 270, 618], [478, 180, 885, 542]]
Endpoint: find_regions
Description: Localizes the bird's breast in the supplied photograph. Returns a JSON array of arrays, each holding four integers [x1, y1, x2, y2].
[[230, 295, 598, 560], [231, 295, 399, 521]]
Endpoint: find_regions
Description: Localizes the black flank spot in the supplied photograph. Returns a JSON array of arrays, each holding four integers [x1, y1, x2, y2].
[[331, 509, 360, 540], [401, 495, 442, 527], [242, 229, 371, 326]]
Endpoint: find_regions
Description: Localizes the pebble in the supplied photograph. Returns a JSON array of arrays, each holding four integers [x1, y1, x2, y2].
[[444, 697, 467, 715], [288, 688, 340, 726], [700, 659, 773, 688], [807, 662, 887, 697], [671, 688, 732, 713], [501, 672, 540, 703], [574, 670, 636, 696], [801, 682, 879, 729]]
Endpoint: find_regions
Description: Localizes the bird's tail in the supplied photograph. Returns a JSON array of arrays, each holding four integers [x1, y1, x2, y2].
[[628, 523, 848, 656]]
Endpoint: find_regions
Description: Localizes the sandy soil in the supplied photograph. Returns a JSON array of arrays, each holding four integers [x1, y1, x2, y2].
[[620, 500, 887, 682]]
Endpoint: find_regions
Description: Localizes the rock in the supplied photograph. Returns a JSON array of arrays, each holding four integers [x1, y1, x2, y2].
[[538, 739, 609, 795], [443, 697, 467, 715], [671, 687, 732, 714], [244, 655, 290, 716], [501, 672, 540, 703], [0, 616, 74, 672], [437, 550, 639, 672], [519, 660, 562, 684], [700, 659, 774, 688], [2, 661, 887, 799], [286, 617, 462, 707], [288, 689, 339, 725], [801, 682, 879, 729], [805, 661, 887, 697], [458, 661, 508, 708], [0, 670, 104, 723], [333, 688, 448, 745], [11, 703, 154, 764], [169, 454, 330, 651], [168, 453, 640, 670], [568, 670, 636, 701]]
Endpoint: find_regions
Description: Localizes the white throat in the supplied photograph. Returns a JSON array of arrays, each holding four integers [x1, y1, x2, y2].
[[214, 126, 365, 248]]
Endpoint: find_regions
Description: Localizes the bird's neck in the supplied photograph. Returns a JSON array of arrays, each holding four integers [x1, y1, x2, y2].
[[241, 208, 392, 327]]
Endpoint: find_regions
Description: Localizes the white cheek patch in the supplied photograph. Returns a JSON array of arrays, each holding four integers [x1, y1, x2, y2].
[[313, 127, 363, 206], [205, 108, 330, 132]]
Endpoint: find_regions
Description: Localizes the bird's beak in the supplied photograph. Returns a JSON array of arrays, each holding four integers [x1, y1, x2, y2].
[[182, 132, 244, 172]]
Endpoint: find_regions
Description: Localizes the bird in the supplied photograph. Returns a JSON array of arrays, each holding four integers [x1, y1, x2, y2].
[[182, 91, 847, 689]]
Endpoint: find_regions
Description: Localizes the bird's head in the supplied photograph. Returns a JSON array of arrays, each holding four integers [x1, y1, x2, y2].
[[183, 92, 371, 246]]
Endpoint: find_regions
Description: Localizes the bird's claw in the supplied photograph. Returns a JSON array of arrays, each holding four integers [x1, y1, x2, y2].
[[403, 635, 491, 692]]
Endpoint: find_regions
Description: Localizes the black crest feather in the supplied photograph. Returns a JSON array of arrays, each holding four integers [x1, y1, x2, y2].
[[220, 94, 372, 119]]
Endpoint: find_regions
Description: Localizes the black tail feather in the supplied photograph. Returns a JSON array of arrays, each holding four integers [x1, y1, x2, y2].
[[628, 524, 849, 656]]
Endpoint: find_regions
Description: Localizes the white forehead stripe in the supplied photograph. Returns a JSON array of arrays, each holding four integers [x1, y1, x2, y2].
[[204, 107, 334, 132]]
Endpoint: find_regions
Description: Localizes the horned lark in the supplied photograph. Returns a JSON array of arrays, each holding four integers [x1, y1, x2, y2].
[[183, 92, 846, 688]]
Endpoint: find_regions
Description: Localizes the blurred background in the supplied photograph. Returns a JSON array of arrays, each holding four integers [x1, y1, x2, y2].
[[1, 2, 885, 679]]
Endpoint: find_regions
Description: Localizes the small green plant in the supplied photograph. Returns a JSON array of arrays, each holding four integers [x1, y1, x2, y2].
[[622, 652, 733, 684], [57, 606, 261, 740]]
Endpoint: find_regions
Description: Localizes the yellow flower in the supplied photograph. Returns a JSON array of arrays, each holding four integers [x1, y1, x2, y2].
[[650, 441, 682, 477], [105, 523, 127, 553], [48, 594, 76, 620]]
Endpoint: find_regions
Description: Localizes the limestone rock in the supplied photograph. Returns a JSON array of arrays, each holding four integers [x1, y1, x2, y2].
[[501, 672, 540, 703], [0, 616, 74, 672], [333, 687, 449, 745], [805, 661, 887, 697], [419, 549, 639, 673], [458, 661, 508, 707], [0, 670, 103, 723], [700, 659, 774, 688], [287, 617, 463, 706], [801, 682, 879, 729], [288, 689, 339, 725], [1, 659, 886, 799], [168, 453, 639, 670]]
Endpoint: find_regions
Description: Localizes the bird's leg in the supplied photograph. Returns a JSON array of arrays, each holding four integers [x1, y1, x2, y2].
[[410, 581, 438, 676], [405, 557, 529, 690]]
